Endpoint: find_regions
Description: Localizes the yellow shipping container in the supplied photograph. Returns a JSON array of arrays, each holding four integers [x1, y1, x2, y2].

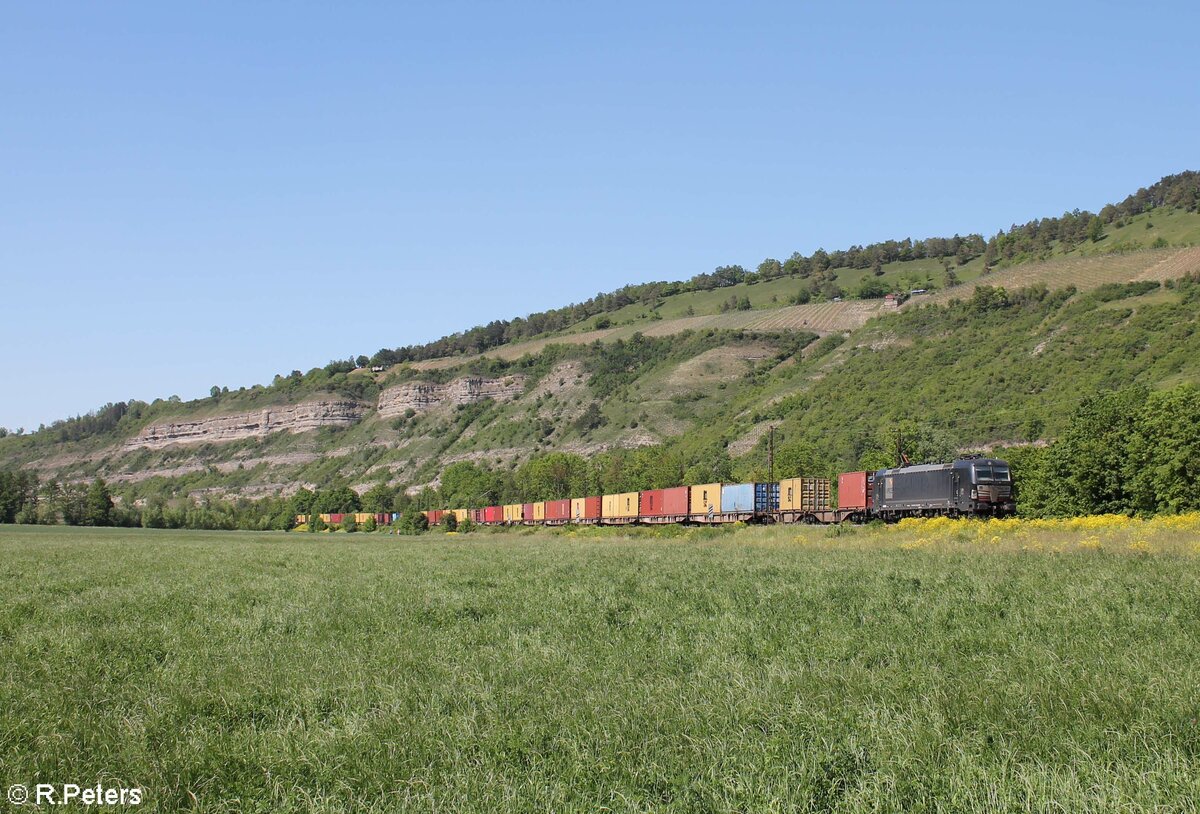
[[779, 478, 831, 512], [570, 497, 586, 520], [353, 512, 374, 524], [690, 483, 722, 516], [533, 502, 546, 521], [453, 509, 468, 523], [602, 492, 639, 519], [503, 503, 523, 523]]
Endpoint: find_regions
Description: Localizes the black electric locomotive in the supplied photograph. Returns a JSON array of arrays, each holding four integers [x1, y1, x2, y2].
[[871, 457, 1014, 520]]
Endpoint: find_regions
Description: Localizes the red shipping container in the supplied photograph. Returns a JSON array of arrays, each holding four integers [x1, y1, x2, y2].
[[662, 486, 689, 515], [484, 506, 503, 524], [838, 471, 872, 511], [471, 508, 485, 523], [522, 503, 535, 522], [375, 512, 389, 526], [640, 486, 689, 516], [427, 510, 443, 525], [640, 489, 665, 516], [545, 499, 570, 521], [328, 513, 344, 525]]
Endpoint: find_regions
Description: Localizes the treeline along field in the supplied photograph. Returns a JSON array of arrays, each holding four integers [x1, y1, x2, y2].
[[2, 524, 1199, 812]]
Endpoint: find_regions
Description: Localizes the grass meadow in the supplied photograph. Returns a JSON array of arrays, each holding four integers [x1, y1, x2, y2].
[[2, 520, 1199, 812]]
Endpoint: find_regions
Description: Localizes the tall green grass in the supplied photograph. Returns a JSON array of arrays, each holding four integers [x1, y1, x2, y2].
[[2, 525, 1198, 812]]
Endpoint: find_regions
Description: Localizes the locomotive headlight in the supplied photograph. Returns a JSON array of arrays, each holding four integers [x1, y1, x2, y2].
[[971, 488, 978, 499]]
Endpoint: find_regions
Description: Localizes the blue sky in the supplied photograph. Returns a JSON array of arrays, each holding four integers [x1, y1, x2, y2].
[[2, 1, 1197, 430]]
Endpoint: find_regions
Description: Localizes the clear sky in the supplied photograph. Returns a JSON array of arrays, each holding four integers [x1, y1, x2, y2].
[[2, 1, 1197, 430]]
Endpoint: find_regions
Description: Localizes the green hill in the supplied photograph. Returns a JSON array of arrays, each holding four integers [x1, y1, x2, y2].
[[3, 174, 1200, 521]]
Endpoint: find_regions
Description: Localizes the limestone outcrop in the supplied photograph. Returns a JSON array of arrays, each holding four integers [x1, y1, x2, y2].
[[124, 400, 367, 450], [377, 376, 525, 418]]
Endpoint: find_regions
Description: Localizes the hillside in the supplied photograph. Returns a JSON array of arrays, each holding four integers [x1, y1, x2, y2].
[[3, 176, 1200, 510], [4, 265, 1200, 510]]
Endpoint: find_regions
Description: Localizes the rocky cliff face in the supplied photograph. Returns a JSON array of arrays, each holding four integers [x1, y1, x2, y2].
[[377, 375, 526, 419], [124, 400, 368, 450]]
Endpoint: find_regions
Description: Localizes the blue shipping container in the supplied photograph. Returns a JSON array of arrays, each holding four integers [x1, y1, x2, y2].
[[755, 482, 780, 512], [721, 483, 753, 513], [721, 482, 780, 513]]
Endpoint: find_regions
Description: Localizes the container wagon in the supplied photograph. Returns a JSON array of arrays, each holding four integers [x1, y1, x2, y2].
[[602, 492, 639, 524], [690, 483, 722, 521], [717, 482, 779, 522], [544, 499, 571, 525], [639, 486, 690, 523], [778, 477, 832, 523], [571, 496, 602, 524]]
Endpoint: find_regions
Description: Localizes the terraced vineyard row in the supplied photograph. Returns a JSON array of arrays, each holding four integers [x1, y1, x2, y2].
[[917, 248, 1200, 308]]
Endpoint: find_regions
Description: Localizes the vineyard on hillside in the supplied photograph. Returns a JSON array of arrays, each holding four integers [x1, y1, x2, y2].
[[918, 247, 1200, 307]]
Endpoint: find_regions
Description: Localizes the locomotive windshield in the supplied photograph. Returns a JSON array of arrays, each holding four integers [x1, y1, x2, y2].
[[973, 463, 1011, 483]]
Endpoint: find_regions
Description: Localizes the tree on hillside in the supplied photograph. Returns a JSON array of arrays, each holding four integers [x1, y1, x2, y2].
[[0, 470, 38, 524], [396, 506, 428, 534], [1126, 386, 1200, 514], [84, 478, 113, 527], [361, 483, 396, 512], [857, 278, 889, 299], [514, 453, 591, 501], [774, 438, 830, 480], [1040, 387, 1146, 516], [757, 258, 783, 279], [313, 486, 361, 514], [289, 487, 317, 515], [1087, 215, 1104, 243], [440, 462, 503, 507]]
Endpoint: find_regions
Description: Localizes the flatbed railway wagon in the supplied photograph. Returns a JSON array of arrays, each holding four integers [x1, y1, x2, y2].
[[571, 496, 602, 524], [544, 499, 571, 526], [639, 486, 690, 524], [602, 492, 639, 525], [776, 477, 833, 524], [688, 482, 780, 523]]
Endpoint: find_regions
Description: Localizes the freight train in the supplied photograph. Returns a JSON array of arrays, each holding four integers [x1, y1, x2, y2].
[[298, 457, 1014, 528]]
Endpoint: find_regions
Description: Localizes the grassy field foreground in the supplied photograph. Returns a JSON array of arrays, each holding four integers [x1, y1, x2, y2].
[[2, 522, 1199, 812]]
